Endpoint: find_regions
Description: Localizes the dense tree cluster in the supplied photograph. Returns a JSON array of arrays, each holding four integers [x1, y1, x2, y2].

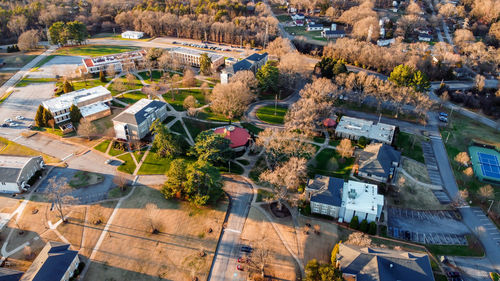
[[48, 21, 87, 45]]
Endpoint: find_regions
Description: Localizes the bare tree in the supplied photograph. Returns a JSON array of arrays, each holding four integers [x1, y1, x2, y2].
[[475, 74, 485, 92], [210, 81, 255, 121], [112, 79, 127, 93], [337, 139, 354, 159], [77, 118, 97, 140], [18, 30, 39, 51], [231, 70, 258, 93], [45, 177, 75, 222], [113, 175, 128, 191], [183, 68, 196, 87], [106, 65, 116, 78], [246, 240, 270, 277], [145, 203, 162, 234], [454, 152, 470, 166], [7, 15, 28, 36], [183, 95, 197, 110], [126, 73, 136, 86], [478, 185, 494, 202]]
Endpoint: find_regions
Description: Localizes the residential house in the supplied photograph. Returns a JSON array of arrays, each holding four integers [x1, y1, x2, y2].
[[307, 24, 324, 31], [337, 244, 435, 281], [81, 50, 147, 74], [42, 86, 112, 124], [221, 52, 268, 84], [20, 242, 80, 281], [170, 47, 225, 69], [121, 31, 144, 39], [0, 156, 44, 193], [377, 38, 395, 47], [339, 180, 384, 223], [213, 125, 251, 152], [291, 13, 305, 21], [113, 99, 168, 141], [307, 177, 384, 223], [294, 19, 304, 26], [322, 30, 346, 39], [418, 34, 432, 42], [335, 116, 396, 145], [356, 143, 401, 183]]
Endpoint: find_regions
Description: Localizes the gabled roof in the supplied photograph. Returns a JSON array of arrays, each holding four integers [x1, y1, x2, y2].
[[0, 268, 23, 281], [0, 156, 42, 184], [310, 176, 344, 206], [339, 244, 435, 281], [113, 99, 167, 125], [358, 143, 401, 178], [245, 52, 267, 63], [231, 59, 253, 72], [21, 242, 78, 281]]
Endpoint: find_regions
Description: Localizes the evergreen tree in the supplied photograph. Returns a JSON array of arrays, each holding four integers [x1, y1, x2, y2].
[[150, 120, 182, 159], [188, 130, 232, 164], [368, 221, 377, 235], [349, 216, 359, 229], [42, 108, 53, 127], [99, 70, 106, 82], [360, 219, 369, 233], [331, 241, 341, 264], [256, 61, 279, 94], [69, 104, 82, 124], [63, 80, 74, 93], [162, 159, 188, 199], [35, 105, 45, 127], [185, 160, 224, 206], [199, 53, 212, 76]]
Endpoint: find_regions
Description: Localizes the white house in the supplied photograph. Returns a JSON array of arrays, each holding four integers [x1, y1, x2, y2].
[[291, 13, 305, 21], [121, 31, 144, 39], [322, 30, 346, 39], [418, 34, 432, 42], [335, 116, 396, 144], [0, 156, 44, 193], [307, 24, 324, 31], [339, 180, 384, 223]]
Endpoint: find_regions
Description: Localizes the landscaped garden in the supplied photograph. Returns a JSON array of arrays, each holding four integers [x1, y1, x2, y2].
[[69, 171, 104, 188], [308, 148, 354, 180], [117, 153, 136, 174]]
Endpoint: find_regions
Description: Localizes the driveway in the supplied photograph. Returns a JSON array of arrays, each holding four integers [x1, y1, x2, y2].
[[208, 175, 254, 281]]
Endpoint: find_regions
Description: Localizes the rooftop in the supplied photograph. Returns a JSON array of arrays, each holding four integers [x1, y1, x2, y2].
[[336, 116, 396, 143], [113, 99, 167, 125], [341, 180, 383, 215], [309, 176, 344, 207], [79, 102, 110, 118], [170, 47, 223, 61], [82, 50, 146, 67], [358, 143, 401, 178], [0, 268, 23, 281], [42, 86, 111, 113], [213, 126, 250, 148], [20, 242, 78, 281]]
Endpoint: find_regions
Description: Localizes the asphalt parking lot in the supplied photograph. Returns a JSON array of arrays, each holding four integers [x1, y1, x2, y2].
[[388, 207, 469, 245], [470, 207, 500, 245]]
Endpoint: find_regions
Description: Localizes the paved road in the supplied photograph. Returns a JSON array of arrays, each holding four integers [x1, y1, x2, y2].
[[208, 176, 254, 281]]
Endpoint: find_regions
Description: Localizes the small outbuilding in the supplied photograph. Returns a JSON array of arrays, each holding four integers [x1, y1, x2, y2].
[[121, 31, 144, 39], [213, 125, 250, 152], [0, 156, 44, 193]]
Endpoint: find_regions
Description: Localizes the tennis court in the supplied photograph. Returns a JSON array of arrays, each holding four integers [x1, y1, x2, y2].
[[469, 145, 500, 183]]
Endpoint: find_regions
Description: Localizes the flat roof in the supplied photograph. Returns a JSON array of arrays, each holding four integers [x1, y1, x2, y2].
[[122, 30, 144, 34], [113, 99, 167, 125], [170, 47, 223, 61], [341, 180, 384, 215], [79, 102, 110, 117], [42, 86, 111, 112], [83, 49, 146, 67], [336, 116, 395, 143]]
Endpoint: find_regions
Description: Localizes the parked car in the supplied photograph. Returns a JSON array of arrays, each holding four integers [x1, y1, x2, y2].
[[1, 123, 9, 127], [439, 112, 448, 117], [439, 115, 448, 122], [236, 265, 244, 271], [8, 122, 17, 127], [446, 271, 460, 278], [172, 41, 177, 44], [237, 257, 245, 263], [105, 159, 112, 164], [16, 115, 24, 120], [4, 118, 12, 123], [241, 246, 252, 253]]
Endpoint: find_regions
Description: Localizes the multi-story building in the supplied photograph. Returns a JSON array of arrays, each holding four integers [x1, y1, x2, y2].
[[20, 242, 80, 281], [170, 47, 224, 69], [0, 156, 44, 193], [42, 86, 112, 124], [308, 177, 384, 223], [220, 52, 268, 84], [113, 99, 168, 141], [81, 50, 147, 74], [335, 116, 396, 144]]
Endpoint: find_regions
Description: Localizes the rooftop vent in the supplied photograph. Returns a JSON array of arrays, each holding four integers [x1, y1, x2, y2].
[[226, 125, 235, 132]]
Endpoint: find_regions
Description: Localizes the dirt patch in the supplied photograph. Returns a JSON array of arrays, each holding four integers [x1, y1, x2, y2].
[[388, 173, 452, 210], [401, 157, 430, 184]]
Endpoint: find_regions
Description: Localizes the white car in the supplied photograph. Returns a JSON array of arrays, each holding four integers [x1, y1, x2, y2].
[[8, 122, 17, 127], [16, 116, 24, 120], [4, 118, 12, 123]]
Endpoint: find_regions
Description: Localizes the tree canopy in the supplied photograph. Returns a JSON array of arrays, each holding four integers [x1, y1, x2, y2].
[[150, 120, 183, 159], [388, 64, 430, 92], [199, 53, 212, 76], [188, 130, 232, 164], [69, 105, 82, 124], [256, 61, 280, 94], [48, 21, 87, 45]]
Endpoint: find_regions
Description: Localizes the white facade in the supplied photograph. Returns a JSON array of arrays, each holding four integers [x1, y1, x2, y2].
[[339, 181, 384, 223], [307, 25, 323, 31], [0, 156, 44, 193], [335, 116, 396, 144], [42, 86, 112, 124], [82, 50, 147, 74], [170, 47, 225, 69], [121, 31, 144, 39], [311, 201, 340, 217]]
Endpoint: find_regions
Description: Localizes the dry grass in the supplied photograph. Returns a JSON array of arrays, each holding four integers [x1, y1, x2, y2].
[[240, 207, 299, 281], [401, 157, 430, 184], [0, 194, 21, 213], [0, 136, 60, 163], [389, 173, 451, 210], [84, 185, 228, 281]]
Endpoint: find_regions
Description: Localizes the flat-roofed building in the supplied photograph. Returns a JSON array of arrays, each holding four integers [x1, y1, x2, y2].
[[121, 30, 144, 39], [170, 47, 224, 69], [113, 99, 168, 141], [335, 116, 396, 144], [81, 50, 147, 74], [339, 180, 384, 223], [0, 156, 44, 193], [42, 86, 112, 124]]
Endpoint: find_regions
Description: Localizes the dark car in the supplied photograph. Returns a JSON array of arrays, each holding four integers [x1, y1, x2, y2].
[[439, 112, 449, 117], [1, 123, 9, 127], [446, 271, 460, 278], [241, 246, 252, 253]]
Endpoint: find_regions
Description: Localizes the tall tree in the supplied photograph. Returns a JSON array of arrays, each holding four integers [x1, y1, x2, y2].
[[99, 70, 106, 82], [35, 105, 45, 127], [42, 108, 53, 126], [210, 81, 255, 121], [69, 105, 82, 124], [256, 61, 279, 94], [45, 177, 75, 222], [150, 120, 182, 159], [185, 160, 224, 206], [183, 68, 196, 87], [189, 130, 232, 164], [62, 80, 74, 93], [199, 53, 212, 76], [77, 118, 97, 140], [337, 139, 354, 159], [17, 30, 39, 51], [162, 159, 188, 199]]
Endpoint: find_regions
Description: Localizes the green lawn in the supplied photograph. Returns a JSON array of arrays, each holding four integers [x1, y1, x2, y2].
[[249, 156, 267, 182], [284, 26, 323, 40], [169, 120, 187, 136], [256, 105, 288, 124], [57, 78, 109, 94], [55, 45, 140, 57], [17, 77, 57, 87], [31, 55, 55, 71], [241, 122, 263, 135], [276, 14, 291, 22], [138, 70, 163, 82], [137, 150, 173, 175], [117, 153, 136, 174], [308, 148, 354, 180], [394, 132, 425, 163], [426, 235, 484, 257], [117, 92, 148, 104], [94, 140, 111, 153], [162, 89, 208, 111], [256, 188, 275, 202], [108, 186, 132, 199], [196, 108, 236, 122], [133, 148, 147, 163], [108, 142, 126, 156], [183, 118, 221, 139]]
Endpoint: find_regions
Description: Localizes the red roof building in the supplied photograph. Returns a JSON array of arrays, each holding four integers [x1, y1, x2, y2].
[[323, 118, 337, 128], [214, 126, 250, 149]]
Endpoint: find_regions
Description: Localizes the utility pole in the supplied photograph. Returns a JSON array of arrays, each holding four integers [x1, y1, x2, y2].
[[487, 200, 494, 214], [274, 94, 278, 116]]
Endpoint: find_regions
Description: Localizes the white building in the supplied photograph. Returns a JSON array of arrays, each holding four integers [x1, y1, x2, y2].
[[113, 99, 168, 140], [307, 24, 324, 31], [121, 31, 144, 39], [0, 156, 44, 193], [322, 30, 346, 39], [339, 180, 384, 223], [42, 86, 113, 124], [308, 177, 384, 223], [291, 13, 305, 21], [81, 50, 147, 74], [335, 116, 396, 144], [170, 47, 225, 69]]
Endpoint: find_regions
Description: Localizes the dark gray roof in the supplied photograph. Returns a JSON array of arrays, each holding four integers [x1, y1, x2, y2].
[[310, 176, 343, 206], [245, 52, 267, 63], [0, 167, 22, 183], [358, 143, 401, 178], [21, 242, 78, 281], [113, 99, 166, 125], [308, 24, 323, 28], [0, 268, 23, 281], [231, 59, 253, 72], [340, 245, 435, 281], [324, 30, 345, 35]]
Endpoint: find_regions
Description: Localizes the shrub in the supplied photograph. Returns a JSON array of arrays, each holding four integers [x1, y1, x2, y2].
[[349, 216, 359, 229], [360, 219, 369, 233], [368, 222, 377, 235], [358, 136, 368, 148]]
